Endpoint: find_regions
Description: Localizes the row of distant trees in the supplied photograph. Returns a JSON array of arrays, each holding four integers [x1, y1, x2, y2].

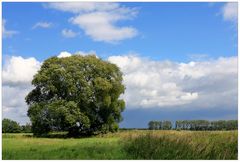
[[148, 121, 172, 130], [175, 120, 238, 130], [2, 118, 31, 133], [3, 118, 238, 133], [148, 120, 238, 130]]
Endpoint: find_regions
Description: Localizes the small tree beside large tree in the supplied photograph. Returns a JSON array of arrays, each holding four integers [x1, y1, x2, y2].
[[26, 55, 125, 136], [2, 118, 21, 133]]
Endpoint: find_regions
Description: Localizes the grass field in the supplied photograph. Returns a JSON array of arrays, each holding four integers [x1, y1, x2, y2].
[[2, 130, 238, 160]]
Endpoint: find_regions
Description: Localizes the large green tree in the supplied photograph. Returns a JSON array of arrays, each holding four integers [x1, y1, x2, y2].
[[26, 55, 125, 136]]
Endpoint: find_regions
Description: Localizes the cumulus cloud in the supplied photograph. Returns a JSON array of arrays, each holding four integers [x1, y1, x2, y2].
[[222, 2, 238, 22], [2, 19, 18, 38], [62, 29, 78, 38], [188, 54, 209, 61], [57, 50, 97, 58], [57, 51, 72, 58], [108, 55, 237, 110], [3, 52, 237, 124], [2, 56, 41, 86], [75, 50, 97, 56], [70, 12, 138, 43], [46, 2, 138, 43], [2, 85, 33, 124], [2, 56, 41, 124], [32, 22, 53, 29], [46, 2, 120, 13]]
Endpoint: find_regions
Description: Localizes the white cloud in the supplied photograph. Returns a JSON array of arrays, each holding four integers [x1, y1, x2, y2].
[[188, 54, 209, 61], [57, 51, 72, 58], [2, 56, 41, 86], [62, 29, 78, 38], [57, 50, 97, 58], [2, 56, 41, 124], [3, 85, 33, 124], [108, 55, 237, 109], [70, 12, 137, 43], [46, 2, 138, 43], [46, 2, 120, 13], [32, 22, 53, 29], [3, 52, 237, 124], [222, 2, 238, 22], [2, 19, 18, 38], [75, 50, 97, 56]]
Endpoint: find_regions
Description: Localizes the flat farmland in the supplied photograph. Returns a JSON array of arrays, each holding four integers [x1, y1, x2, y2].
[[2, 130, 238, 160]]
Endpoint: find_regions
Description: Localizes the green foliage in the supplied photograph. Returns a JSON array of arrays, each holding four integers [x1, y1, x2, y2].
[[26, 55, 125, 136], [148, 120, 172, 130], [148, 121, 159, 130], [175, 120, 238, 130], [162, 121, 172, 130], [149, 120, 238, 131], [2, 118, 21, 133], [21, 123, 32, 133]]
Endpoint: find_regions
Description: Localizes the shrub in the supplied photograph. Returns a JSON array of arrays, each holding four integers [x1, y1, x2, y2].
[[2, 118, 21, 133]]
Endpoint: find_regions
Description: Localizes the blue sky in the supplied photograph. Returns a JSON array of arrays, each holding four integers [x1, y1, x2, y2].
[[2, 2, 238, 128], [3, 2, 237, 61]]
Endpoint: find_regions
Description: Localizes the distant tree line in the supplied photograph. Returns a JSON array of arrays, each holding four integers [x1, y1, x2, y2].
[[148, 120, 172, 130], [3, 118, 238, 133], [148, 120, 238, 130], [2, 118, 32, 133], [175, 120, 238, 131]]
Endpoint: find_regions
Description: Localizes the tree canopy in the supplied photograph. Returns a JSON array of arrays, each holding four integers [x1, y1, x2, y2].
[[148, 120, 172, 130], [26, 55, 125, 136], [2, 118, 21, 133]]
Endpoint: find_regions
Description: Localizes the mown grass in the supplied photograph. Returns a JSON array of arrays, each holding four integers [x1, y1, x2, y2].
[[2, 133, 127, 160], [2, 130, 238, 160]]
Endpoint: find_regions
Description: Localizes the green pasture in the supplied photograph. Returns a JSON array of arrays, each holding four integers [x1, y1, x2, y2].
[[2, 130, 238, 160]]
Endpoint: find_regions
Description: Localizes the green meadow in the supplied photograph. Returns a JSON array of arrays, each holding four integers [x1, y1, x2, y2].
[[2, 130, 238, 160]]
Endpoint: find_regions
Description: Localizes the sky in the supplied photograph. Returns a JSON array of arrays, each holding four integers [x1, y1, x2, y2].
[[2, 2, 238, 128]]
